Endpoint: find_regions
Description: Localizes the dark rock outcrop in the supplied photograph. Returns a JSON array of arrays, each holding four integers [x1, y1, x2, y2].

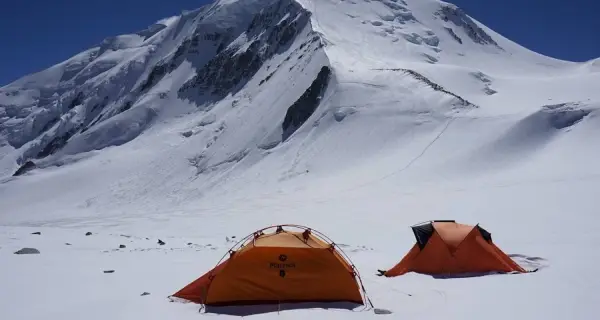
[[14, 248, 40, 255], [13, 160, 37, 176], [282, 66, 332, 141], [444, 27, 463, 44], [35, 127, 81, 159], [373, 68, 478, 108], [68, 92, 85, 110], [437, 5, 499, 48], [139, 64, 168, 93]]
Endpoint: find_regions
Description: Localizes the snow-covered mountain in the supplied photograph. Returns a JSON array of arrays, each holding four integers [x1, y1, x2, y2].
[[2, 0, 599, 319]]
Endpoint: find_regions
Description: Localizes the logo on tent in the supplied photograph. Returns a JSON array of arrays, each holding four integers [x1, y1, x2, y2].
[[270, 254, 295, 271]]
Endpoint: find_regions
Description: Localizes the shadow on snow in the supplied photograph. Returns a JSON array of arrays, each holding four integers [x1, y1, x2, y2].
[[202, 301, 364, 316]]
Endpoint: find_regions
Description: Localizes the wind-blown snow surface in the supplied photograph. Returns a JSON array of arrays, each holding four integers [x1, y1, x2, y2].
[[1, 0, 600, 319]]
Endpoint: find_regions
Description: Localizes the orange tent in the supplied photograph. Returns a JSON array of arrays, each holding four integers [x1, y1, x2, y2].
[[171, 225, 372, 313], [379, 220, 526, 277]]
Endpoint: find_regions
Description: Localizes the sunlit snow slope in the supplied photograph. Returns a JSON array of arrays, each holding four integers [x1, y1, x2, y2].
[[1, 0, 599, 319]]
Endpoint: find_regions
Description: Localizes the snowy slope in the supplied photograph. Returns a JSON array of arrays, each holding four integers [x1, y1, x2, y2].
[[1, 0, 600, 319]]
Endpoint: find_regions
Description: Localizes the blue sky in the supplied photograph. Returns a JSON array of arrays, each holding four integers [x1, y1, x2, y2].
[[0, 0, 598, 86]]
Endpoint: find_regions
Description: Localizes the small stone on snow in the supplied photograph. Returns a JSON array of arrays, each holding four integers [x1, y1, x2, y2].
[[14, 248, 40, 255]]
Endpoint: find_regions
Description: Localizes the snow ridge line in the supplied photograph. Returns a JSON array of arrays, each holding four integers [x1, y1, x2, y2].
[[372, 68, 479, 109]]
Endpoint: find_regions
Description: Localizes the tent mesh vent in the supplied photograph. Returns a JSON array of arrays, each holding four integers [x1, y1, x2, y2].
[[476, 226, 492, 242], [412, 223, 435, 250]]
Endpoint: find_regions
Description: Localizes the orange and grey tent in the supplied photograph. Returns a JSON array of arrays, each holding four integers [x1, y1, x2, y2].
[[171, 225, 373, 314], [379, 220, 527, 277]]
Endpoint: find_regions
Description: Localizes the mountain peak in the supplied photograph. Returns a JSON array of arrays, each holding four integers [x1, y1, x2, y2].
[[1, 0, 597, 181], [435, 1, 499, 47]]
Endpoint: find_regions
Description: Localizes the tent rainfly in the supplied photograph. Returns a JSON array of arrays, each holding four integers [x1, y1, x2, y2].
[[378, 220, 528, 277], [171, 224, 373, 315]]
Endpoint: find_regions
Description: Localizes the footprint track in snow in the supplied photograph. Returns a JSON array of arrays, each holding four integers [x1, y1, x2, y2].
[[509, 253, 549, 271]]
